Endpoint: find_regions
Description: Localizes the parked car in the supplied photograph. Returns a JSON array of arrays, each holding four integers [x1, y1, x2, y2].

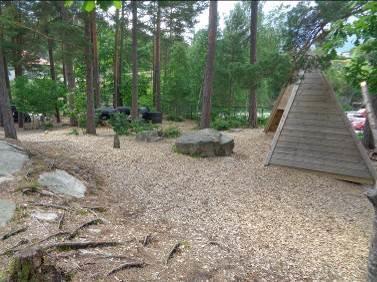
[[11, 105, 31, 123], [96, 106, 162, 123], [347, 108, 366, 132]]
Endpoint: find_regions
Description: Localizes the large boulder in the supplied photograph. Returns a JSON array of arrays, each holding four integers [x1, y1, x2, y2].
[[175, 129, 234, 157], [0, 141, 28, 183]]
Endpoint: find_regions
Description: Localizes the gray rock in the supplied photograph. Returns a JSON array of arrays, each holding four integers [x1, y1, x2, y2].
[[136, 130, 162, 142], [0, 141, 28, 183], [38, 169, 86, 198], [31, 211, 58, 222], [175, 128, 234, 157], [0, 199, 16, 227]]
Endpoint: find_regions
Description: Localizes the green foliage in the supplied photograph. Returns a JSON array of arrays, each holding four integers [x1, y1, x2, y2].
[[212, 115, 248, 131], [109, 113, 157, 136], [109, 112, 130, 135], [68, 128, 79, 136], [162, 126, 181, 138], [12, 76, 66, 115], [166, 115, 184, 122]]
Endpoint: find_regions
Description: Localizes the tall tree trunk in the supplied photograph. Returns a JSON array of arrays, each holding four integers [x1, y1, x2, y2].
[[153, 2, 161, 112], [91, 9, 100, 108], [13, 3, 23, 128], [85, 14, 96, 135], [48, 37, 60, 123], [248, 0, 258, 128], [60, 2, 76, 126], [361, 82, 377, 281], [131, 0, 138, 119], [200, 0, 217, 129], [113, 9, 120, 108], [0, 45, 17, 139], [118, 2, 125, 107]]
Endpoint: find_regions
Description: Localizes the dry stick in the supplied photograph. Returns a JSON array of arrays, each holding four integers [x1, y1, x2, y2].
[[82, 206, 107, 212], [165, 242, 181, 265], [58, 212, 65, 230], [107, 260, 145, 276], [142, 233, 152, 246], [0, 239, 29, 256], [1, 227, 27, 240], [30, 202, 69, 211], [68, 218, 104, 239], [29, 231, 70, 247], [42, 241, 122, 251]]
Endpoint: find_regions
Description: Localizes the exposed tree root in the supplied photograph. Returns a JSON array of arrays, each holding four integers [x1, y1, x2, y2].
[[165, 242, 181, 265], [1, 226, 27, 240], [107, 260, 145, 276], [68, 218, 104, 239]]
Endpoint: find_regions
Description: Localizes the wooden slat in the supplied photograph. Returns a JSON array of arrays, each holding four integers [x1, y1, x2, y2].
[[274, 147, 362, 163], [278, 135, 357, 150], [281, 128, 353, 141], [275, 141, 360, 157], [283, 125, 350, 135], [285, 118, 345, 129], [271, 158, 372, 179], [287, 112, 343, 122]]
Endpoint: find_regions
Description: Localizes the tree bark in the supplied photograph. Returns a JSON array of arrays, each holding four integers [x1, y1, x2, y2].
[[91, 9, 100, 108], [131, 0, 138, 119], [48, 37, 60, 123], [118, 2, 125, 107], [248, 0, 258, 128], [200, 0, 217, 129], [60, 3, 76, 126], [0, 45, 17, 139], [113, 8, 120, 108], [85, 14, 96, 135], [153, 2, 161, 112]]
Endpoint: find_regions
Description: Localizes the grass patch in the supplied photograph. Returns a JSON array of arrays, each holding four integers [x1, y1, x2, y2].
[[162, 126, 181, 138]]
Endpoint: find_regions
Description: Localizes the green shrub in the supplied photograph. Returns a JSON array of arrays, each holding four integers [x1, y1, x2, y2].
[[212, 115, 248, 130], [162, 126, 181, 138], [167, 115, 184, 122], [41, 122, 53, 130], [68, 128, 79, 136], [212, 118, 231, 130], [130, 120, 157, 133], [109, 112, 131, 135]]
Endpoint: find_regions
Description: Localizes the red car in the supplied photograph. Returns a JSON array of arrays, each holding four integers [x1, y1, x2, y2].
[[347, 108, 366, 131]]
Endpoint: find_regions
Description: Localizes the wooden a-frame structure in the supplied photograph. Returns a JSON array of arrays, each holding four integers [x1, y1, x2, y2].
[[265, 69, 377, 184]]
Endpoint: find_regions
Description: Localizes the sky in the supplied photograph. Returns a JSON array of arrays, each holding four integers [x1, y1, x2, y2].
[[194, 1, 301, 32]]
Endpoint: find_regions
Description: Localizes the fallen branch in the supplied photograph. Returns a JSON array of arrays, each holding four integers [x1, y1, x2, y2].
[[30, 202, 69, 211], [107, 260, 144, 276], [58, 212, 65, 230], [42, 241, 121, 251], [29, 231, 70, 247], [142, 233, 152, 246], [165, 242, 181, 265], [0, 239, 29, 256], [1, 227, 28, 240], [83, 206, 107, 212], [207, 241, 230, 252], [68, 218, 104, 239]]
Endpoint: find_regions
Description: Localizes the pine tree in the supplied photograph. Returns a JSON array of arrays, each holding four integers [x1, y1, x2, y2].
[[131, 0, 138, 119], [200, 0, 217, 129], [248, 0, 258, 128]]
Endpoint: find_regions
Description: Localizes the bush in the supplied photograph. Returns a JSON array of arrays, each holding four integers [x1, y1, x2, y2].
[[166, 115, 184, 122], [162, 126, 181, 138], [109, 113, 157, 136], [212, 115, 248, 130], [109, 112, 131, 135], [68, 128, 79, 136]]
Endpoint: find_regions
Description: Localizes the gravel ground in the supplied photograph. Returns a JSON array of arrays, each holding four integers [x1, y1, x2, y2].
[[0, 121, 374, 281]]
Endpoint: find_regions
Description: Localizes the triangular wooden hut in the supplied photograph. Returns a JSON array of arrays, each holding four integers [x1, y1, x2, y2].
[[265, 69, 376, 184]]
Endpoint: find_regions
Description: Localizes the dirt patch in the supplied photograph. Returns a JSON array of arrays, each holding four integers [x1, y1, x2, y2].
[[0, 121, 374, 280]]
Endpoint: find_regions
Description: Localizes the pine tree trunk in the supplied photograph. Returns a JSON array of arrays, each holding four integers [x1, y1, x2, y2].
[[91, 9, 100, 108], [0, 46, 17, 139], [60, 3, 76, 126], [118, 2, 125, 107], [154, 2, 161, 112], [131, 0, 138, 119], [48, 37, 60, 123], [248, 0, 258, 128], [200, 0, 217, 129], [113, 9, 120, 108], [85, 14, 96, 135]]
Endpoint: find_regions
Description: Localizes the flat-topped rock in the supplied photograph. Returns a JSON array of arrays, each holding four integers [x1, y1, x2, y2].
[[0, 199, 16, 227], [31, 211, 59, 222], [38, 169, 86, 198], [175, 128, 234, 157], [0, 141, 28, 183]]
